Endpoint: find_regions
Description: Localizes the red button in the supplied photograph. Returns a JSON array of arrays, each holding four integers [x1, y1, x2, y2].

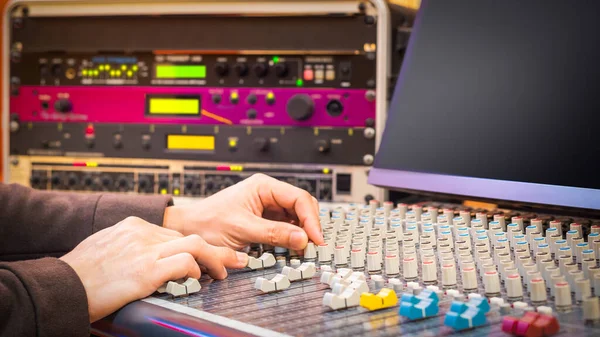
[[303, 69, 314, 81], [515, 312, 541, 337], [502, 316, 519, 334], [532, 315, 559, 336]]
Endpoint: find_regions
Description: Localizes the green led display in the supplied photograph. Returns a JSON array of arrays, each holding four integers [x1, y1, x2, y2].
[[156, 65, 207, 79]]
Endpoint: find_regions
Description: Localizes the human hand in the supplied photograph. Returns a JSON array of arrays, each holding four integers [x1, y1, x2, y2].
[[59, 216, 247, 323], [163, 173, 324, 251]]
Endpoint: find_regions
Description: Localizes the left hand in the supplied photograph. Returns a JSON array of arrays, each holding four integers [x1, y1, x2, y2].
[[163, 174, 324, 251]]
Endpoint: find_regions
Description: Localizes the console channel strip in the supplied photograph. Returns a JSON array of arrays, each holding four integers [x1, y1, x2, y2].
[[97, 201, 600, 337], [3, 0, 414, 203]]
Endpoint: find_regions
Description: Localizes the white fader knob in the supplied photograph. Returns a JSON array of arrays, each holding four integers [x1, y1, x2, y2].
[[318, 244, 331, 264], [304, 242, 317, 261], [442, 263, 457, 288], [403, 257, 418, 281], [422, 260, 438, 284], [350, 248, 365, 270], [483, 270, 501, 297], [506, 274, 524, 301], [583, 296, 600, 322], [555, 282, 572, 309], [385, 254, 400, 277], [529, 278, 547, 304], [461, 266, 478, 292], [576, 278, 592, 302]]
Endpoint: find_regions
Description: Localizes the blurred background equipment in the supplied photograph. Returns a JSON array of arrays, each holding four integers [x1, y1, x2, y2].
[[2, 0, 414, 203]]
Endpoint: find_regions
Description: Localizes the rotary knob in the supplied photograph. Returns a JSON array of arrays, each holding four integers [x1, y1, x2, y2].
[[253, 137, 270, 152], [54, 98, 72, 113], [138, 176, 151, 190], [214, 63, 229, 77], [67, 173, 79, 187], [274, 63, 289, 77], [116, 175, 129, 189], [286, 94, 314, 121], [253, 63, 269, 78], [234, 63, 249, 77], [316, 139, 331, 153]]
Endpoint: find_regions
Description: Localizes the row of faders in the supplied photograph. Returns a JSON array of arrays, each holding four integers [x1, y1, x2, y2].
[[306, 200, 600, 331]]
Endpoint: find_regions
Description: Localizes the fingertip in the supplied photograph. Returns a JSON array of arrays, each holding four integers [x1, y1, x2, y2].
[[290, 230, 308, 250], [235, 251, 249, 269]]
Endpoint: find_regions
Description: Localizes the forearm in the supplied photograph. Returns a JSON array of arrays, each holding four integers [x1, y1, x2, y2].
[[0, 258, 90, 337], [0, 183, 173, 260]]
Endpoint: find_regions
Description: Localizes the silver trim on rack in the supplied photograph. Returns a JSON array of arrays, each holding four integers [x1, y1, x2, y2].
[[7, 0, 361, 17], [143, 297, 293, 337]]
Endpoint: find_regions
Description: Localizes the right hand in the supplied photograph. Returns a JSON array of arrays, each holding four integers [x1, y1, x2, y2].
[[60, 216, 248, 323]]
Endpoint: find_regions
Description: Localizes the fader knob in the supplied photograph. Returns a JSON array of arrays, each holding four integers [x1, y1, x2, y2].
[[286, 94, 314, 121], [304, 242, 317, 261]]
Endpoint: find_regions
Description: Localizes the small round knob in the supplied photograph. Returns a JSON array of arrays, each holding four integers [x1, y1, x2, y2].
[[247, 109, 257, 120], [234, 63, 249, 77], [158, 177, 169, 190], [326, 99, 344, 117], [83, 175, 94, 187], [30, 175, 41, 186], [274, 63, 288, 77], [253, 63, 269, 78], [67, 173, 79, 187], [253, 137, 270, 152], [316, 139, 331, 153], [51, 174, 62, 186], [214, 63, 229, 77], [117, 176, 129, 188], [184, 179, 195, 191], [286, 94, 315, 121], [138, 176, 151, 190], [101, 175, 112, 188], [54, 99, 72, 113]]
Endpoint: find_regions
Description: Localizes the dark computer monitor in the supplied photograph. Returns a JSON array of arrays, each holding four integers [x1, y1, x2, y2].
[[369, 0, 600, 210]]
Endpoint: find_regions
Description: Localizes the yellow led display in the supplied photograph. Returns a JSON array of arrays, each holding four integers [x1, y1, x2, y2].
[[148, 98, 200, 115], [167, 135, 215, 151]]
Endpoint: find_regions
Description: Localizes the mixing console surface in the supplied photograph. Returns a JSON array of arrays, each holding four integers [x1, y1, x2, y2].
[[141, 201, 600, 337]]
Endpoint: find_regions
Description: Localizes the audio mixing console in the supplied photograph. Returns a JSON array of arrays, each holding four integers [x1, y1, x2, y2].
[[97, 201, 600, 337], [3, 0, 414, 203]]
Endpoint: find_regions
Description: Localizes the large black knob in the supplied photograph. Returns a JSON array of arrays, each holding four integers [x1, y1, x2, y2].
[[286, 94, 315, 121], [54, 99, 72, 113], [253, 137, 270, 152], [253, 63, 269, 78]]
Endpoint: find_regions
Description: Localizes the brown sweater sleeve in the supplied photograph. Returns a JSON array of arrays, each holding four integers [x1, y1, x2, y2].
[[0, 183, 173, 260], [0, 183, 175, 337], [0, 258, 90, 337]]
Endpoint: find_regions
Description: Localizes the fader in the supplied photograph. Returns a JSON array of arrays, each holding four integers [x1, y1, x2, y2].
[[132, 200, 600, 336]]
